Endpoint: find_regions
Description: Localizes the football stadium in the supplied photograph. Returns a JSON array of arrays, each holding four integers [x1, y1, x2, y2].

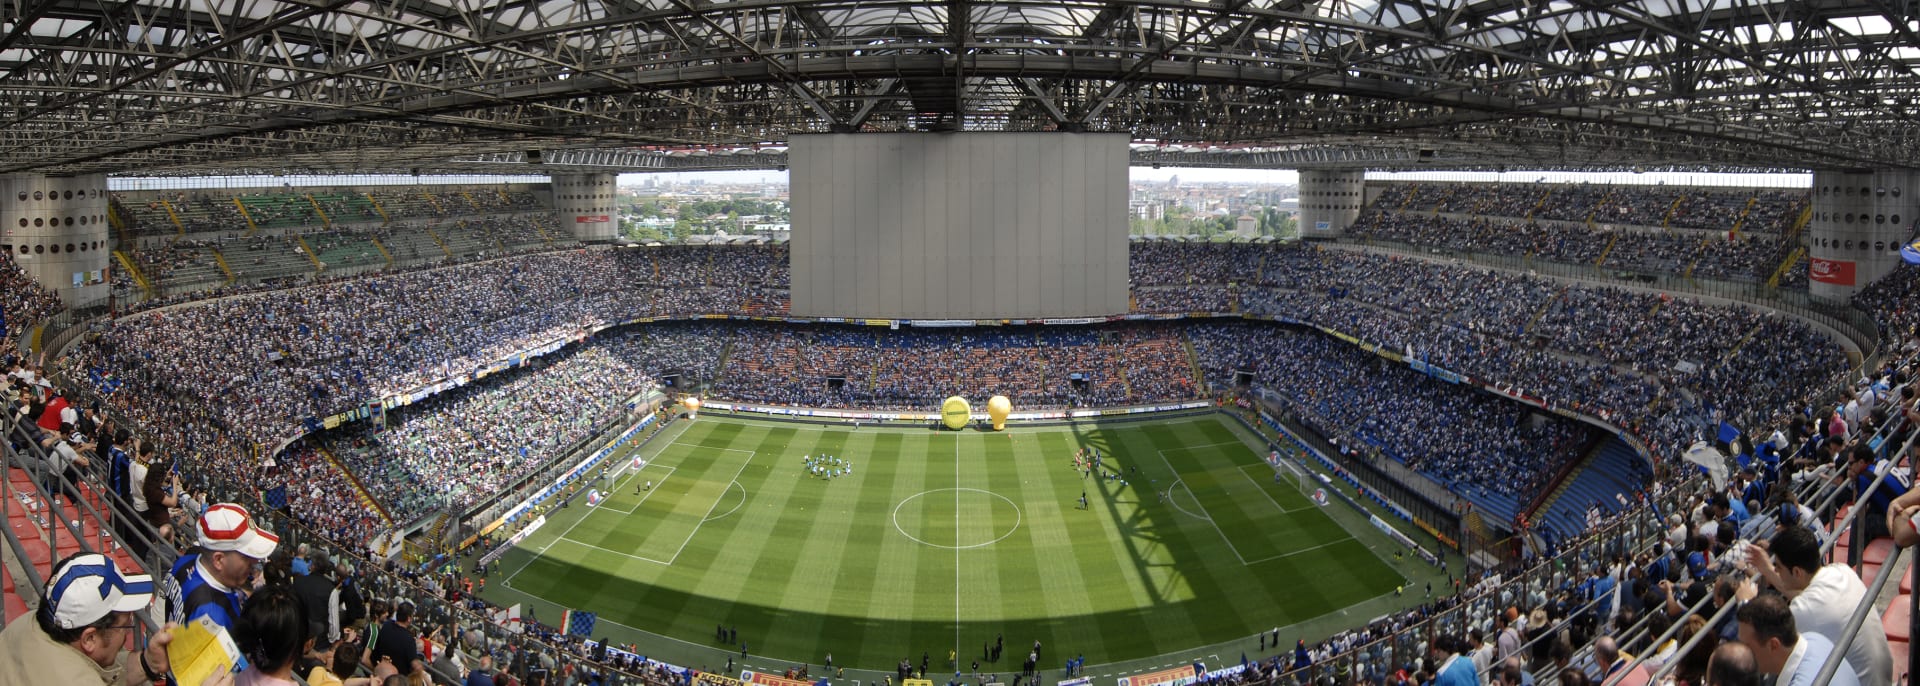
[[2, 3, 1920, 686]]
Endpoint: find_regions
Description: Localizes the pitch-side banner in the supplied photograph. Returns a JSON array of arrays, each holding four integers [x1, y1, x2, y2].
[[743, 671, 811, 686], [1116, 664, 1196, 686], [695, 674, 745, 686]]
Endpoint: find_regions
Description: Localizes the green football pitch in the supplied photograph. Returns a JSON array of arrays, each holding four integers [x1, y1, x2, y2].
[[482, 413, 1408, 672]]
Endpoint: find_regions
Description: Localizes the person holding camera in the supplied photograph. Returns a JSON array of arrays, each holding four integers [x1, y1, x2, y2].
[[1742, 527, 1891, 686]]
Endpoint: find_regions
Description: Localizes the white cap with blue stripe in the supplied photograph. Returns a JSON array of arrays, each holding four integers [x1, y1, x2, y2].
[[44, 552, 155, 629]]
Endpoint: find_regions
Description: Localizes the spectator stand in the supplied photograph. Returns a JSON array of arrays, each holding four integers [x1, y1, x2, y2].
[[15, 233, 1920, 680], [1350, 182, 1813, 289]]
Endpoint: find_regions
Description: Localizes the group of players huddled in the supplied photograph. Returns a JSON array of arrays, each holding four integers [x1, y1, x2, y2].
[[804, 453, 854, 479]]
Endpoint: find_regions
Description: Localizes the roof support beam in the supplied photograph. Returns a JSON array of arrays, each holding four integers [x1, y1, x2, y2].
[[845, 78, 902, 131], [663, 0, 845, 128], [1081, 0, 1256, 124]]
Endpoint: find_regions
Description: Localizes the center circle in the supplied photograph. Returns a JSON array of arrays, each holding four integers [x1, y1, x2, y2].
[[891, 488, 1022, 549]]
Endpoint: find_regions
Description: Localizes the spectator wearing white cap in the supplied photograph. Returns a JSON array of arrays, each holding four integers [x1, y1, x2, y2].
[[0, 552, 189, 686], [166, 503, 280, 633]]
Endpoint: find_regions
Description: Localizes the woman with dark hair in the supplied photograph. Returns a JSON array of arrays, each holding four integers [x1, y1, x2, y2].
[[139, 446, 179, 538], [234, 585, 308, 686]]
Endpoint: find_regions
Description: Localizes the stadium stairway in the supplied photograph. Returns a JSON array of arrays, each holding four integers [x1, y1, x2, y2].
[[317, 444, 394, 526], [3, 550, 25, 623], [710, 339, 736, 390], [425, 511, 454, 548], [421, 226, 454, 259], [1181, 335, 1207, 388], [1533, 437, 1648, 539], [5, 465, 142, 590]]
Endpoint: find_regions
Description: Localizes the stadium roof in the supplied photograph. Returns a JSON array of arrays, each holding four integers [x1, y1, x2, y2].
[[4, 0, 1919, 176]]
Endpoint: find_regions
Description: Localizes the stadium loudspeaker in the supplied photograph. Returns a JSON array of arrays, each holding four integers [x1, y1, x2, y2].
[[527, 150, 544, 164]]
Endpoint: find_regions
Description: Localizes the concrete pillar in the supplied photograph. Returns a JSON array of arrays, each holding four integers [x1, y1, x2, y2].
[[1807, 170, 1919, 301], [1299, 169, 1366, 237], [0, 174, 112, 305], [551, 173, 618, 241]]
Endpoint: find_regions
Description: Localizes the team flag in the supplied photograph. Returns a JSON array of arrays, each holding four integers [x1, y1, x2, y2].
[[261, 485, 289, 510], [491, 604, 524, 633], [561, 609, 597, 637]]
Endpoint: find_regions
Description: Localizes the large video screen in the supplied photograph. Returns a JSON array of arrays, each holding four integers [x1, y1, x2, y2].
[[790, 132, 1129, 320]]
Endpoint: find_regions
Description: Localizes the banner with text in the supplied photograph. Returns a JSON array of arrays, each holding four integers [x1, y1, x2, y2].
[[743, 671, 814, 686], [1116, 664, 1197, 686]]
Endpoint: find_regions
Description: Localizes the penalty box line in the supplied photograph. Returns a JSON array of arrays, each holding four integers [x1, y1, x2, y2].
[[550, 447, 758, 567], [510, 430, 750, 576], [600, 442, 753, 515], [1235, 464, 1316, 514], [599, 464, 678, 515], [1155, 448, 1249, 566], [1156, 446, 1343, 566]]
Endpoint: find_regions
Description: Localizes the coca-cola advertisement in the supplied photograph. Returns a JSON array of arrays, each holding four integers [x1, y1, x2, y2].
[[1810, 257, 1856, 285]]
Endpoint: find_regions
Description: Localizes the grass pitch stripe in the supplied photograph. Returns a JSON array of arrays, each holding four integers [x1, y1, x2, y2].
[[481, 415, 1410, 670]]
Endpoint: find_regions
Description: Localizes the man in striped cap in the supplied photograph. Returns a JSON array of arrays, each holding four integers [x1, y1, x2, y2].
[[0, 552, 184, 686], [166, 502, 280, 633]]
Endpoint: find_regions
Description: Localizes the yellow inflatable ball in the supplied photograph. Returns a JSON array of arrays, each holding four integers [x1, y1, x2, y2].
[[941, 396, 971, 430], [987, 395, 1012, 431]]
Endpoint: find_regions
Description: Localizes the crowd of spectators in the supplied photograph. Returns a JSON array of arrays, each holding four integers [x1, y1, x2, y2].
[[114, 186, 546, 239], [0, 250, 65, 331], [1124, 243, 1849, 474], [1131, 242, 1265, 286], [1345, 212, 1790, 283], [71, 248, 789, 448], [277, 441, 390, 545], [316, 327, 716, 522], [3, 204, 1914, 686], [1373, 182, 1806, 233], [1190, 322, 1595, 497], [65, 239, 1856, 531], [711, 323, 1197, 410], [1257, 322, 1914, 686], [1853, 263, 1920, 336]]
